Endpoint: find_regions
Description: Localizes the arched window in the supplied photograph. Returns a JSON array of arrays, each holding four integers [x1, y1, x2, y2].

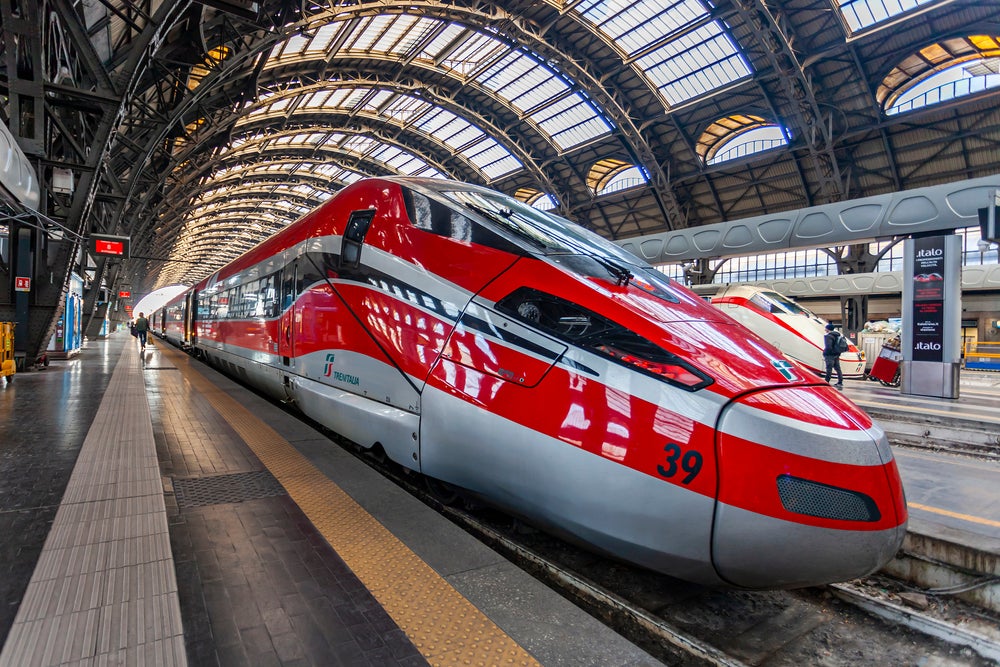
[[513, 187, 558, 211], [697, 115, 788, 165], [880, 36, 1000, 116], [587, 159, 648, 195]]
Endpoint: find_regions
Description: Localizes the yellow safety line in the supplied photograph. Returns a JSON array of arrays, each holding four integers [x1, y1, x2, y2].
[[157, 346, 539, 666], [908, 502, 1000, 529]]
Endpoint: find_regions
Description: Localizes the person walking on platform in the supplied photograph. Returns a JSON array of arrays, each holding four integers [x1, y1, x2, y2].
[[134, 312, 149, 351], [823, 322, 844, 388]]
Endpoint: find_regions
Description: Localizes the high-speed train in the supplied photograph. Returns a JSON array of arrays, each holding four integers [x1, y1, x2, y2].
[[153, 177, 906, 589], [708, 284, 867, 379]]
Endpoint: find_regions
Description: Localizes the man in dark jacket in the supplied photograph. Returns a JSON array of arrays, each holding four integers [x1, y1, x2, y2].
[[134, 312, 149, 351], [823, 322, 843, 388]]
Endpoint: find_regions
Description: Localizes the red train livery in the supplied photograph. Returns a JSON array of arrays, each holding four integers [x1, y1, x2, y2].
[[153, 177, 907, 589]]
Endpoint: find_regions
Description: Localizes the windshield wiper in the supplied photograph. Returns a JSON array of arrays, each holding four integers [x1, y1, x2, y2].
[[591, 254, 633, 287], [466, 203, 551, 251]]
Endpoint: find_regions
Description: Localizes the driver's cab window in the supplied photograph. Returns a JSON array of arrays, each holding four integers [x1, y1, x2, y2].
[[403, 188, 523, 255]]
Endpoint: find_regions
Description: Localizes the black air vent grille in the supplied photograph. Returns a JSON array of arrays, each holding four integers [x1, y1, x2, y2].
[[777, 475, 880, 522]]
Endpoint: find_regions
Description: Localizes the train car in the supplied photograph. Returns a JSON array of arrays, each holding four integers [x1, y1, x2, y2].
[[708, 284, 867, 379], [167, 177, 906, 589]]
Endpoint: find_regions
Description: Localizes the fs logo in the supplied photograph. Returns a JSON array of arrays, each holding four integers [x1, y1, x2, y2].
[[323, 353, 336, 377], [771, 359, 799, 381]]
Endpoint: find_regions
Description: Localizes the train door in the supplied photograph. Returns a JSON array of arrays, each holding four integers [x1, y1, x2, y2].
[[278, 261, 297, 368], [185, 290, 197, 347]]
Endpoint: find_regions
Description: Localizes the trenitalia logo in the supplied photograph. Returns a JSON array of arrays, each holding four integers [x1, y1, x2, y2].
[[771, 360, 798, 381], [323, 353, 336, 377]]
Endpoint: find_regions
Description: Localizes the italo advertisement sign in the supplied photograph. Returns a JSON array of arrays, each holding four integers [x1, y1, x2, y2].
[[910, 236, 946, 362]]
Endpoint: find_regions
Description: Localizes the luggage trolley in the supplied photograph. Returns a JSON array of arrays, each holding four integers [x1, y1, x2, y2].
[[0, 322, 15, 384], [868, 335, 901, 387]]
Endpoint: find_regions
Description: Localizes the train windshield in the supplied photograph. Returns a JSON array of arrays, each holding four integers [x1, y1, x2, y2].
[[758, 290, 813, 317], [428, 186, 677, 302]]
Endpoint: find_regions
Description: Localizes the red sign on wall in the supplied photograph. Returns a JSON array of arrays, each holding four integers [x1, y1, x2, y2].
[[14, 277, 30, 292], [119, 290, 131, 298]]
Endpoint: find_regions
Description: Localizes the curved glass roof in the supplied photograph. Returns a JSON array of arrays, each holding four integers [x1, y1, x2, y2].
[[241, 87, 521, 180], [570, 0, 752, 107], [267, 13, 614, 151]]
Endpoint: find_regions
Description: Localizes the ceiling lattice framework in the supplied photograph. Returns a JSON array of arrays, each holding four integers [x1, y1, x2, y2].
[[5, 0, 1000, 298]]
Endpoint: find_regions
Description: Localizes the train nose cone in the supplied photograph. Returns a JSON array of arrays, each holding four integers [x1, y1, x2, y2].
[[711, 385, 908, 589]]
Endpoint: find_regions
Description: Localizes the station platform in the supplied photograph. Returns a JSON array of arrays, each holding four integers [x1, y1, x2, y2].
[[0, 333, 998, 665], [0, 333, 658, 666]]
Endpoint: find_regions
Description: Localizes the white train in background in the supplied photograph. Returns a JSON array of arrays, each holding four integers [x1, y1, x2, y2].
[[708, 284, 866, 379]]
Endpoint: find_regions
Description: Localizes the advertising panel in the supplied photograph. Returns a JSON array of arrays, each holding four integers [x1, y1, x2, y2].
[[910, 236, 945, 362]]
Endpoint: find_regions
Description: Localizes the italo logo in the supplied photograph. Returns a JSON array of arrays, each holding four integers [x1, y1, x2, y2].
[[323, 353, 336, 377], [915, 342, 942, 350], [916, 248, 943, 258], [771, 359, 798, 381]]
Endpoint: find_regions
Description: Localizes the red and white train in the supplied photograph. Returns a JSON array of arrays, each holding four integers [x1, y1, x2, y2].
[[153, 177, 907, 589], [708, 285, 867, 379]]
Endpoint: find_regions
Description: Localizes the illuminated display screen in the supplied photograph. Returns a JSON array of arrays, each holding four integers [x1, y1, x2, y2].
[[97, 240, 124, 255], [90, 234, 130, 258], [119, 291, 131, 298]]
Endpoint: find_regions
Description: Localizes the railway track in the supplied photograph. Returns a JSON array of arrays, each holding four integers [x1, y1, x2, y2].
[[357, 448, 1000, 666]]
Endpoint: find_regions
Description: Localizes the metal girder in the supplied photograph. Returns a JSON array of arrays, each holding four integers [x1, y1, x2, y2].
[[727, 0, 846, 205]]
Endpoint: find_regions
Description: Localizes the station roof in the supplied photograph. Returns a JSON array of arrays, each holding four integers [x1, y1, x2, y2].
[[9, 0, 1000, 292]]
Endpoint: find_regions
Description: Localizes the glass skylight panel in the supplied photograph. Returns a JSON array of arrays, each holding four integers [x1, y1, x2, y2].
[[442, 31, 508, 76], [299, 90, 329, 109], [465, 142, 521, 179], [636, 21, 750, 106], [574, 1, 750, 107], [280, 34, 309, 59], [437, 117, 481, 149], [382, 96, 429, 123], [306, 23, 338, 55], [417, 23, 467, 61], [343, 136, 378, 155], [269, 98, 291, 112], [478, 52, 565, 111], [372, 13, 422, 53], [578, 0, 708, 54], [837, 0, 937, 32], [350, 15, 395, 51], [532, 95, 612, 150], [364, 89, 395, 113]]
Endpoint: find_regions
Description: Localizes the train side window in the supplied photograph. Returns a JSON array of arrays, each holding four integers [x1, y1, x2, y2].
[[342, 209, 375, 269], [280, 264, 295, 312], [260, 273, 279, 318]]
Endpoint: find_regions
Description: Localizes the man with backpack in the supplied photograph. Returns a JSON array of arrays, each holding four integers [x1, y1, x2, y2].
[[823, 322, 846, 388]]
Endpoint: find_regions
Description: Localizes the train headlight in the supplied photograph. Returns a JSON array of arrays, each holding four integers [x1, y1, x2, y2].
[[596, 344, 712, 391]]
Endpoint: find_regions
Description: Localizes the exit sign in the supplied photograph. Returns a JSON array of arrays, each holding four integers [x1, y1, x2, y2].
[[119, 290, 131, 298]]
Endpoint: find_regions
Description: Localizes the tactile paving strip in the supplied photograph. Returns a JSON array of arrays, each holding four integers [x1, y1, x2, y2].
[[157, 345, 540, 667], [172, 471, 287, 509]]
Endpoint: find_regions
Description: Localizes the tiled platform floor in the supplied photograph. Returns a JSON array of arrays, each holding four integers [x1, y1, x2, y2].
[[0, 334, 660, 667]]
